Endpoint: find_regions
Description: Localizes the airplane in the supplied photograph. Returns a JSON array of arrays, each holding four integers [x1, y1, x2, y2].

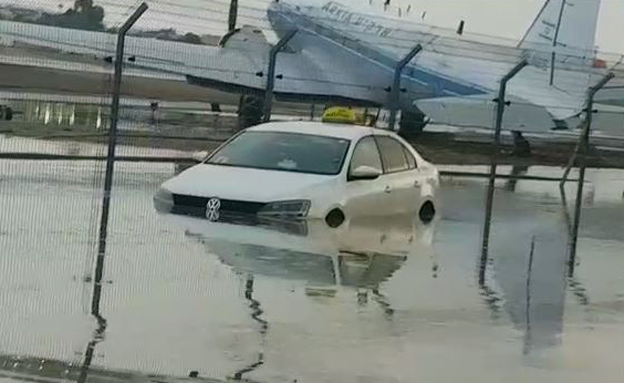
[[0, 0, 622, 135], [196, 0, 624, 134]]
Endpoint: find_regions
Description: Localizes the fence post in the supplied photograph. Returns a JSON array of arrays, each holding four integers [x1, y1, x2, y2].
[[388, 44, 422, 130], [479, 60, 528, 285], [92, 3, 148, 317], [263, 30, 297, 122], [567, 72, 614, 276], [228, 0, 238, 32], [77, 314, 107, 383]]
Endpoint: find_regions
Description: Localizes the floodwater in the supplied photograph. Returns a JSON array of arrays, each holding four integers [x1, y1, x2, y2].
[[0, 137, 623, 383]]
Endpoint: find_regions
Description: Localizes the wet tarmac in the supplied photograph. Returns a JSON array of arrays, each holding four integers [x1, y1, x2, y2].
[[0, 140, 623, 383]]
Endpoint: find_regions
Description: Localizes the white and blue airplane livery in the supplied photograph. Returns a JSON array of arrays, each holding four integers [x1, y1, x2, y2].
[[0, 0, 621, 133]]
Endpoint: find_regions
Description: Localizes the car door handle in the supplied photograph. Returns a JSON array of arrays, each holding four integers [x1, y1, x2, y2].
[[384, 185, 392, 193]]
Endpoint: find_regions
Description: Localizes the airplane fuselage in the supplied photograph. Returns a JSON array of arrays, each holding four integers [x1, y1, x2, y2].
[[267, 1, 489, 111]]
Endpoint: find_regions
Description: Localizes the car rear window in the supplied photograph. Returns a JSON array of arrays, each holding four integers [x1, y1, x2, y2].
[[207, 131, 351, 175], [403, 146, 418, 169]]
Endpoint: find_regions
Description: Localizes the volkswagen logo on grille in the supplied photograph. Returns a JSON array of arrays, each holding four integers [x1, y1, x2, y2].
[[206, 198, 221, 222]]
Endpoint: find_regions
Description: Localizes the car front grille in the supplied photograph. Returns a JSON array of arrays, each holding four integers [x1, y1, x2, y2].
[[170, 193, 307, 236], [172, 194, 267, 216]]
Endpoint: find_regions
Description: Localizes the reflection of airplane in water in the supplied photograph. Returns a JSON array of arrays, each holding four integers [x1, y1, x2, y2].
[[442, 182, 580, 358], [487, 226, 568, 358]]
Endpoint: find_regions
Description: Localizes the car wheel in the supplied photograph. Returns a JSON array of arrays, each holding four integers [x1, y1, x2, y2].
[[418, 201, 436, 224], [325, 208, 346, 228]]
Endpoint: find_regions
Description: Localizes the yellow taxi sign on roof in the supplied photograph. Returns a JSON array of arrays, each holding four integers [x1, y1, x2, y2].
[[321, 107, 357, 124]]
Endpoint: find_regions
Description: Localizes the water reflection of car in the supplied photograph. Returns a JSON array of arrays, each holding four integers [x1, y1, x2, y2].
[[160, 212, 436, 291], [154, 121, 439, 228]]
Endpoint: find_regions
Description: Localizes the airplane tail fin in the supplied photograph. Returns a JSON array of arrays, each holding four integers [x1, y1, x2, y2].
[[519, 0, 601, 55], [515, 0, 602, 118]]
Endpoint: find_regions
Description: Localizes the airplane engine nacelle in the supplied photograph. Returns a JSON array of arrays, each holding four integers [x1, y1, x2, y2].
[[218, 26, 272, 52]]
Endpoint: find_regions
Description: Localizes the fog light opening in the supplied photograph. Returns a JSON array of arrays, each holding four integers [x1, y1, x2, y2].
[[325, 208, 345, 228], [419, 201, 436, 224]]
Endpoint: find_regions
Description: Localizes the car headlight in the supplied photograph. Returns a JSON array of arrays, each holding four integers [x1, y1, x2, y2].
[[153, 187, 174, 212], [258, 200, 311, 218]]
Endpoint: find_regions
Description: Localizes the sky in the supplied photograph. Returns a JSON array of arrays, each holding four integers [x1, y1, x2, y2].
[[3, 0, 624, 53]]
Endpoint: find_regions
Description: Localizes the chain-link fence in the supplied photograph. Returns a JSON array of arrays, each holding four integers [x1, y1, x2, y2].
[[0, 1, 623, 382]]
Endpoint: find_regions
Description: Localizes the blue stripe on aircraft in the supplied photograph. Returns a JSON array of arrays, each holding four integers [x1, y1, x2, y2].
[[269, 5, 486, 98]]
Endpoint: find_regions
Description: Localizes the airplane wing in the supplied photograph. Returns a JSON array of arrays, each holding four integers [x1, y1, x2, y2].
[[414, 94, 557, 133], [410, 0, 620, 131], [0, 20, 399, 107], [413, 48, 624, 131], [184, 27, 390, 106], [595, 59, 624, 108]]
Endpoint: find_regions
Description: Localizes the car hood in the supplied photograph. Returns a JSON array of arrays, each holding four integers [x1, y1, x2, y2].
[[162, 163, 338, 202]]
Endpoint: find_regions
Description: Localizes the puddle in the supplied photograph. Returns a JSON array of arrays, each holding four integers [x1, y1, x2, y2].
[[0, 159, 622, 383]]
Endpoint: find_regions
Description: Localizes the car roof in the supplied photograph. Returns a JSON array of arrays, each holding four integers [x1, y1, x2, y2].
[[248, 121, 384, 140]]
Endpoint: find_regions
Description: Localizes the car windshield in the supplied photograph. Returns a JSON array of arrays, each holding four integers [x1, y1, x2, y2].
[[206, 131, 351, 175]]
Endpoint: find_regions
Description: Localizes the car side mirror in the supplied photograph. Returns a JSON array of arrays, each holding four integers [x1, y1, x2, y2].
[[349, 166, 382, 181]]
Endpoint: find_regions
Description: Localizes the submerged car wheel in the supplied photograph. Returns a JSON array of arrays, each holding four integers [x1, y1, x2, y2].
[[419, 201, 436, 224], [325, 208, 345, 228]]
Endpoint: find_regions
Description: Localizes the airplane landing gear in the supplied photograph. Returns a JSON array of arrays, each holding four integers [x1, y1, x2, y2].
[[237, 94, 264, 130], [399, 110, 427, 138], [511, 131, 531, 157]]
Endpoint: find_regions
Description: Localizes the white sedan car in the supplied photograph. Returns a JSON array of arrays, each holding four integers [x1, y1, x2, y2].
[[154, 121, 439, 228]]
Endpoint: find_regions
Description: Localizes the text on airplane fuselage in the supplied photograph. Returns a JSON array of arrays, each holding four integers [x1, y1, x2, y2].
[[321, 2, 393, 38]]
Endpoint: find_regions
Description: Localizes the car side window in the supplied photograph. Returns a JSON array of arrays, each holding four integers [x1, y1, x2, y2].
[[349, 137, 383, 175], [375, 136, 409, 173], [403, 146, 418, 169]]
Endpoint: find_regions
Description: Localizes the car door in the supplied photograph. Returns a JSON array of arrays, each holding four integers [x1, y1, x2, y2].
[[374, 135, 421, 217], [343, 136, 388, 221]]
